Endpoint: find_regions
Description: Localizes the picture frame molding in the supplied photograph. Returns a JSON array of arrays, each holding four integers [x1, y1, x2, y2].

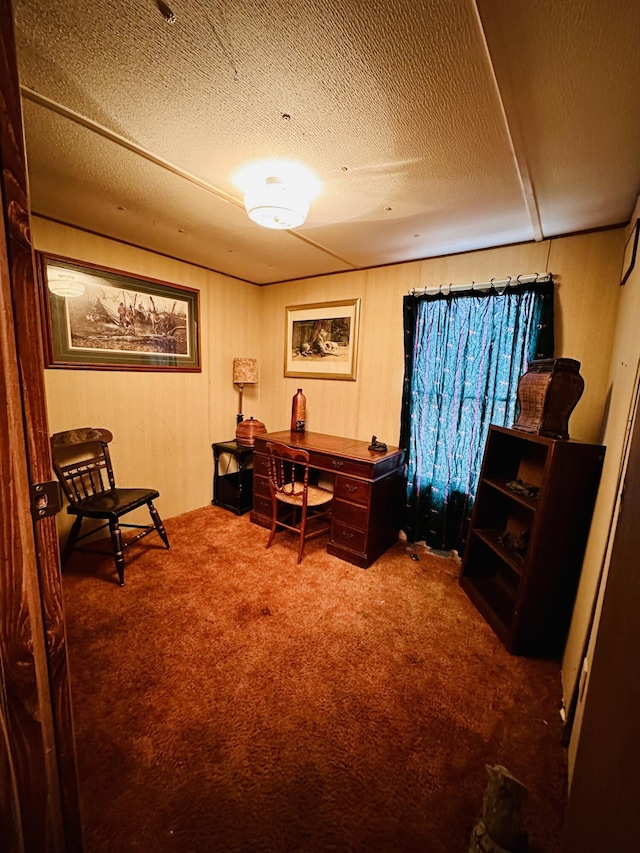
[[621, 218, 639, 286], [37, 253, 201, 372], [284, 298, 361, 381]]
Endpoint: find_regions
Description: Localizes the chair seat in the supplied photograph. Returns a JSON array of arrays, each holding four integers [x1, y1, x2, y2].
[[276, 484, 333, 508], [69, 487, 160, 519]]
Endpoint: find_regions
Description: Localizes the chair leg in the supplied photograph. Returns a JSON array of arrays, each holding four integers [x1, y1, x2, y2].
[[266, 500, 278, 550], [148, 502, 171, 549], [61, 516, 83, 567], [297, 509, 307, 564], [108, 520, 126, 587]]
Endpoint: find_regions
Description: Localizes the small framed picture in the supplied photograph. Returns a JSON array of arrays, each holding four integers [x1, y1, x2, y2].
[[621, 219, 639, 286], [37, 253, 201, 371], [285, 299, 361, 380]]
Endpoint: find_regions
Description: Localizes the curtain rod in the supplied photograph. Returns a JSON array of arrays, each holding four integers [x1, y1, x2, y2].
[[408, 272, 552, 297]]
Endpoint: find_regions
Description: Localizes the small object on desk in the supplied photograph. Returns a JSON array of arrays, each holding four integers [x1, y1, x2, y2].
[[291, 388, 306, 432], [368, 435, 388, 452]]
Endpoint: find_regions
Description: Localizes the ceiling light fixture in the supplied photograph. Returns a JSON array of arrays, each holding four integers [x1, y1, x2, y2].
[[47, 273, 85, 298], [244, 176, 310, 230]]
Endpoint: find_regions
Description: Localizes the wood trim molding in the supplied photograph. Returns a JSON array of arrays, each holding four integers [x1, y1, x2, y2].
[[0, 1, 82, 849]]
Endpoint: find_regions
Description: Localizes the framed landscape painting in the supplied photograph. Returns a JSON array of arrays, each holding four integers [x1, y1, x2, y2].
[[285, 298, 360, 380], [37, 254, 201, 371]]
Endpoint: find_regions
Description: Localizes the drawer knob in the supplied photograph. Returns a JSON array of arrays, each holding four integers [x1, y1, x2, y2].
[[332, 459, 344, 469], [341, 530, 354, 540], [345, 484, 358, 494]]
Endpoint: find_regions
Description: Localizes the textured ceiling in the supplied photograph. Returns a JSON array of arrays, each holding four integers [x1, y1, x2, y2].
[[12, 0, 640, 284]]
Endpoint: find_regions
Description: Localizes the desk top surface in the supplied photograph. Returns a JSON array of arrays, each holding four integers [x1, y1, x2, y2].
[[255, 430, 404, 463]]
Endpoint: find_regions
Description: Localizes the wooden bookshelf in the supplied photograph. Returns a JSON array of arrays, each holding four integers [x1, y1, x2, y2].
[[460, 425, 605, 657]]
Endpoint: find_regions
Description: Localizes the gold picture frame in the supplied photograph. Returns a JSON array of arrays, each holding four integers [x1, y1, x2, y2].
[[284, 299, 361, 381]]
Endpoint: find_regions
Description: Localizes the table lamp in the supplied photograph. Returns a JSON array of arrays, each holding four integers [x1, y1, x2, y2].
[[233, 357, 258, 424]]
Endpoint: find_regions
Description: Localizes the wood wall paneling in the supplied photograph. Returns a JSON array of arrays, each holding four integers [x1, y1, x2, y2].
[[260, 234, 620, 450], [259, 271, 370, 441], [548, 229, 625, 444], [562, 366, 640, 851], [33, 218, 262, 535], [416, 240, 550, 292], [563, 219, 640, 776], [35, 223, 624, 520]]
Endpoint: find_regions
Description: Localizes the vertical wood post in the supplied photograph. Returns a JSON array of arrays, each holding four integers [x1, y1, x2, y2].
[[0, 1, 82, 849]]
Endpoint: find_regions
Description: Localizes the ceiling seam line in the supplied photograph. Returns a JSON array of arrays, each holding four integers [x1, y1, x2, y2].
[[20, 86, 359, 270], [20, 87, 243, 206], [472, 1, 544, 242]]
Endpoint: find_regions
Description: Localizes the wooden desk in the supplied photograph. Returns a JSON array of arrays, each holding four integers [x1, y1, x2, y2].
[[250, 431, 406, 568]]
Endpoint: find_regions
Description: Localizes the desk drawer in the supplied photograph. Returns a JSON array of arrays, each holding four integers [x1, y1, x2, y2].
[[253, 453, 270, 477], [332, 521, 366, 553], [252, 493, 272, 518], [308, 451, 371, 479], [333, 498, 367, 531], [334, 476, 370, 506], [253, 473, 270, 499]]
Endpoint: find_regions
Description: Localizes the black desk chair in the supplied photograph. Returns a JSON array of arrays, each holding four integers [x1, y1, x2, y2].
[[265, 441, 333, 564], [51, 427, 170, 586]]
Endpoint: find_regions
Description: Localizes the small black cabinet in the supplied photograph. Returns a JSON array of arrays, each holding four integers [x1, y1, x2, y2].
[[460, 425, 605, 657], [212, 440, 254, 515]]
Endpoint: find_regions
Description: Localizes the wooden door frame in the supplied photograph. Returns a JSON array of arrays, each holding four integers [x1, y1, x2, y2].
[[0, 1, 82, 849], [561, 373, 640, 849]]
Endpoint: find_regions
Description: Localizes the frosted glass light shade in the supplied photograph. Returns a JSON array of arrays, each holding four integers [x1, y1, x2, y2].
[[47, 273, 85, 298], [233, 357, 258, 385], [244, 177, 309, 230]]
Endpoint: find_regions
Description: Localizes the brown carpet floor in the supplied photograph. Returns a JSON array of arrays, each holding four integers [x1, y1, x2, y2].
[[61, 505, 567, 852]]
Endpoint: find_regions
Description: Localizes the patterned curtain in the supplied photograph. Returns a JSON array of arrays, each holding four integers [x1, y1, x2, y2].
[[400, 281, 554, 554]]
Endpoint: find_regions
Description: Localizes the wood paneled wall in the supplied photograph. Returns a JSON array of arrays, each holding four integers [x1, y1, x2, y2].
[[564, 211, 640, 778], [33, 218, 262, 535], [260, 230, 624, 447], [34, 219, 624, 535]]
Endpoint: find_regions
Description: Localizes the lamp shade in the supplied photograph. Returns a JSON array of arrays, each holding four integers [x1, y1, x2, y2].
[[233, 358, 258, 385], [244, 177, 309, 230], [47, 273, 85, 298]]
